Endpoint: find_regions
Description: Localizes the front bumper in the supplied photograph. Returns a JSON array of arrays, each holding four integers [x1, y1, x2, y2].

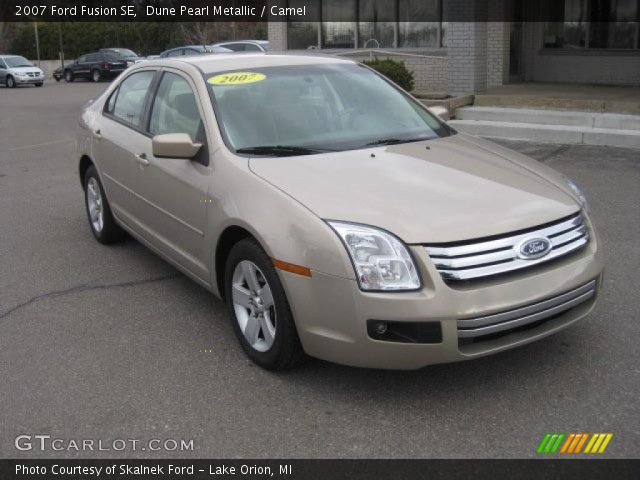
[[14, 75, 44, 84], [279, 225, 603, 370]]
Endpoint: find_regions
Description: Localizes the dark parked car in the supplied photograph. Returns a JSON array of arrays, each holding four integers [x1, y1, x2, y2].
[[64, 52, 128, 83], [99, 48, 145, 66], [158, 45, 232, 58], [53, 67, 63, 81]]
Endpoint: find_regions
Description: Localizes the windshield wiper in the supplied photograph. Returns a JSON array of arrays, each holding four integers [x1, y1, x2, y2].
[[365, 136, 433, 147], [236, 145, 330, 156]]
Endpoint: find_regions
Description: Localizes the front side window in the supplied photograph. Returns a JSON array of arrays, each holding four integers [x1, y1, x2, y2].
[[149, 73, 203, 143], [208, 64, 450, 154], [110, 71, 155, 128]]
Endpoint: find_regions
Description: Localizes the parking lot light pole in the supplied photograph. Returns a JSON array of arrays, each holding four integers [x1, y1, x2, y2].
[[33, 22, 41, 67], [58, 23, 65, 70]]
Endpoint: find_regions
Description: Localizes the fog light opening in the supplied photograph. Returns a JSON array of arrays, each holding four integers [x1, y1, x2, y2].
[[374, 321, 388, 335]]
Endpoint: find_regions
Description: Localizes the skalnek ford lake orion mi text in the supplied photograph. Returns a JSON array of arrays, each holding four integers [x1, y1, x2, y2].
[[16, 463, 293, 476]]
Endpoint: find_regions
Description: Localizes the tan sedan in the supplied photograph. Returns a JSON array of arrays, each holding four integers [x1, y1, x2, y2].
[[77, 54, 603, 370]]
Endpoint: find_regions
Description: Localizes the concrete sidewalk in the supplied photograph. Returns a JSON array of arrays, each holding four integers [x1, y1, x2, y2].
[[474, 82, 640, 115]]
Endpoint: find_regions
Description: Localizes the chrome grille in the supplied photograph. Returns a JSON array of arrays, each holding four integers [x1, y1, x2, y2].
[[425, 213, 588, 281], [458, 280, 596, 339]]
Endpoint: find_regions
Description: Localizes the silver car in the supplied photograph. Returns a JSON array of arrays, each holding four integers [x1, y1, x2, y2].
[[0, 55, 45, 88], [76, 54, 603, 370]]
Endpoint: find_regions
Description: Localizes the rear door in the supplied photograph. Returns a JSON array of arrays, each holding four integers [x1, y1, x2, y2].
[[93, 70, 157, 226], [0, 58, 7, 82], [130, 69, 211, 279], [80, 53, 99, 78]]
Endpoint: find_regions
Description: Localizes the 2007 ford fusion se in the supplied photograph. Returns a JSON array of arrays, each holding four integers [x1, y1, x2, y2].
[[77, 54, 603, 370]]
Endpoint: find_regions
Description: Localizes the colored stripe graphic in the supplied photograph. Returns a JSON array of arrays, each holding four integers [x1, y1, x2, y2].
[[585, 433, 613, 454], [538, 433, 613, 454], [537, 433, 565, 454]]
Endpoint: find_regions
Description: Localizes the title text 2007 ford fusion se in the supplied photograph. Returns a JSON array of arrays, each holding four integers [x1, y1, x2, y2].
[[76, 53, 602, 370]]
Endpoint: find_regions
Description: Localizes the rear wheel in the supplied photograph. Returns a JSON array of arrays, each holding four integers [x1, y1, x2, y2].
[[64, 70, 73, 82], [35, 82, 43, 87], [225, 239, 305, 370], [91, 69, 101, 82], [83, 166, 125, 244], [6, 76, 16, 88]]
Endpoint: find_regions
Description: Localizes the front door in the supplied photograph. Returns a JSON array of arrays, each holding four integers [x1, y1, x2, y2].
[[131, 70, 211, 280]]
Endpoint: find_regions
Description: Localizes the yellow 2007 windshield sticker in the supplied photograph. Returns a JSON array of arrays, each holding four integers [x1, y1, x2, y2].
[[208, 72, 266, 86]]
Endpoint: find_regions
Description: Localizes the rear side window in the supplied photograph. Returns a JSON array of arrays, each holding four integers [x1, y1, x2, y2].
[[244, 43, 262, 52], [148, 72, 203, 143], [221, 43, 246, 52], [165, 49, 184, 57], [110, 71, 155, 128]]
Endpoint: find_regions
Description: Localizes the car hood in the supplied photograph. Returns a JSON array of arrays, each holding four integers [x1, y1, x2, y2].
[[9, 66, 42, 74], [248, 134, 580, 244]]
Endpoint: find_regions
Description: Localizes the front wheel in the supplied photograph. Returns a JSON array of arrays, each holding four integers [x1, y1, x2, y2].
[[6, 76, 16, 88], [83, 166, 125, 244], [225, 239, 305, 370]]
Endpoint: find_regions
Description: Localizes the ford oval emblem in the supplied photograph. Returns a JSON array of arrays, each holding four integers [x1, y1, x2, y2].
[[516, 237, 552, 259]]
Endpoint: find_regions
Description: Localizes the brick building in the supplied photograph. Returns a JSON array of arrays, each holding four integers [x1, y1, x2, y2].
[[267, 0, 640, 93]]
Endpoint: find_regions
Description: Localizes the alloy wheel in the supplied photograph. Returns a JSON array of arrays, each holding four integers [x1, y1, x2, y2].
[[231, 260, 276, 352], [86, 177, 104, 233]]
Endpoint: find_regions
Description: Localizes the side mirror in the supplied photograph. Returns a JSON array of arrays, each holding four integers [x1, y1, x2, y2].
[[152, 133, 202, 159]]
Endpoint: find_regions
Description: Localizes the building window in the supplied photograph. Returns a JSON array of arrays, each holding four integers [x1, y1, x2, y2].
[[287, 0, 320, 49], [398, 0, 442, 48], [544, 0, 640, 49], [358, 0, 396, 48], [322, 0, 356, 48], [286, 0, 446, 50]]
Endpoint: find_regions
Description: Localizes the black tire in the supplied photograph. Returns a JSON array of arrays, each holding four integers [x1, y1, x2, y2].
[[83, 165, 125, 244], [225, 238, 305, 370], [35, 82, 43, 87], [6, 75, 16, 88], [64, 70, 73, 82], [91, 69, 101, 82]]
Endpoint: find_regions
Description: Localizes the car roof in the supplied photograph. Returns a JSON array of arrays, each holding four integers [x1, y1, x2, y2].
[[146, 52, 355, 73], [215, 40, 269, 45]]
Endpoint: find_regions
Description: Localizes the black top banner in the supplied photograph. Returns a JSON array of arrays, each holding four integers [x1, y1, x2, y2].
[[1, 0, 632, 23]]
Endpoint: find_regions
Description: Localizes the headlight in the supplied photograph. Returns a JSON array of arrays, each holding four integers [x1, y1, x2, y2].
[[327, 221, 421, 291], [564, 176, 589, 212]]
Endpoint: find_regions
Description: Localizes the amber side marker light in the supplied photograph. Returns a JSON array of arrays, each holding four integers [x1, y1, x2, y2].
[[272, 258, 312, 277]]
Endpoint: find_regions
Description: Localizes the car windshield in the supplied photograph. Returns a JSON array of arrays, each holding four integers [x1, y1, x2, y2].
[[5, 56, 33, 68], [207, 63, 452, 155]]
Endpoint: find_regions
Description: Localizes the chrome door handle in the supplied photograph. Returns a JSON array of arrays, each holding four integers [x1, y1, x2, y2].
[[135, 152, 149, 166]]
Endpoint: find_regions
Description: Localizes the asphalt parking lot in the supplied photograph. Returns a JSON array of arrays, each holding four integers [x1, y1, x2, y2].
[[1, 81, 638, 459]]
